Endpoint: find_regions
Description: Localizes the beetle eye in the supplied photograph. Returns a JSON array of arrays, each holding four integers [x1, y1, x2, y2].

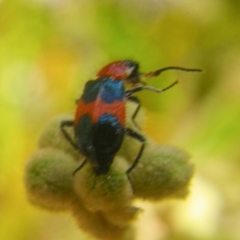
[[126, 66, 135, 76], [126, 66, 139, 82]]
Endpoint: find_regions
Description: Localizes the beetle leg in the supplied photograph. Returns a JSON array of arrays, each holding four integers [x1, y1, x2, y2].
[[73, 158, 87, 175], [60, 120, 78, 150], [124, 128, 146, 191], [127, 96, 141, 130]]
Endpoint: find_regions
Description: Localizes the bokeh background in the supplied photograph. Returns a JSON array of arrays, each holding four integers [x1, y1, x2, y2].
[[1, 0, 240, 239]]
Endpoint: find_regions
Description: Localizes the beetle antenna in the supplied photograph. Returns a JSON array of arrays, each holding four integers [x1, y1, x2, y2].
[[125, 80, 179, 97], [143, 79, 179, 93], [161, 79, 179, 91], [142, 66, 203, 78]]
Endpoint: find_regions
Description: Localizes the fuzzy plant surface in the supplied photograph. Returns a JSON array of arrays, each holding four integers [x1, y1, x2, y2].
[[24, 101, 194, 240]]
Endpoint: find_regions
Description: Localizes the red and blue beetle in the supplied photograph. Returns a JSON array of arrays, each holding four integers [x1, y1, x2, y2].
[[61, 60, 201, 180]]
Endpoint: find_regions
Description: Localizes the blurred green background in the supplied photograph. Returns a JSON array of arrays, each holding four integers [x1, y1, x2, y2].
[[1, 0, 240, 239]]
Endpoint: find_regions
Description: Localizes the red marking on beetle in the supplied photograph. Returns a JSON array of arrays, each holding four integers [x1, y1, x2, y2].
[[97, 61, 129, 80], [74, 100, 126, 126]]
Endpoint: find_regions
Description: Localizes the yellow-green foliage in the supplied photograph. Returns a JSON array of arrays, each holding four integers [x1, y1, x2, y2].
[[2, 1, 240, 239]]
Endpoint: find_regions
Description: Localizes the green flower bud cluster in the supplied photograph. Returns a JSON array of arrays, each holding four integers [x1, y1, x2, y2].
[[24, 103, 194, 240]]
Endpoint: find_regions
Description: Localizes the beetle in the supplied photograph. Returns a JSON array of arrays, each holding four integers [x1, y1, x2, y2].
[[60, 60, 201, 180]]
